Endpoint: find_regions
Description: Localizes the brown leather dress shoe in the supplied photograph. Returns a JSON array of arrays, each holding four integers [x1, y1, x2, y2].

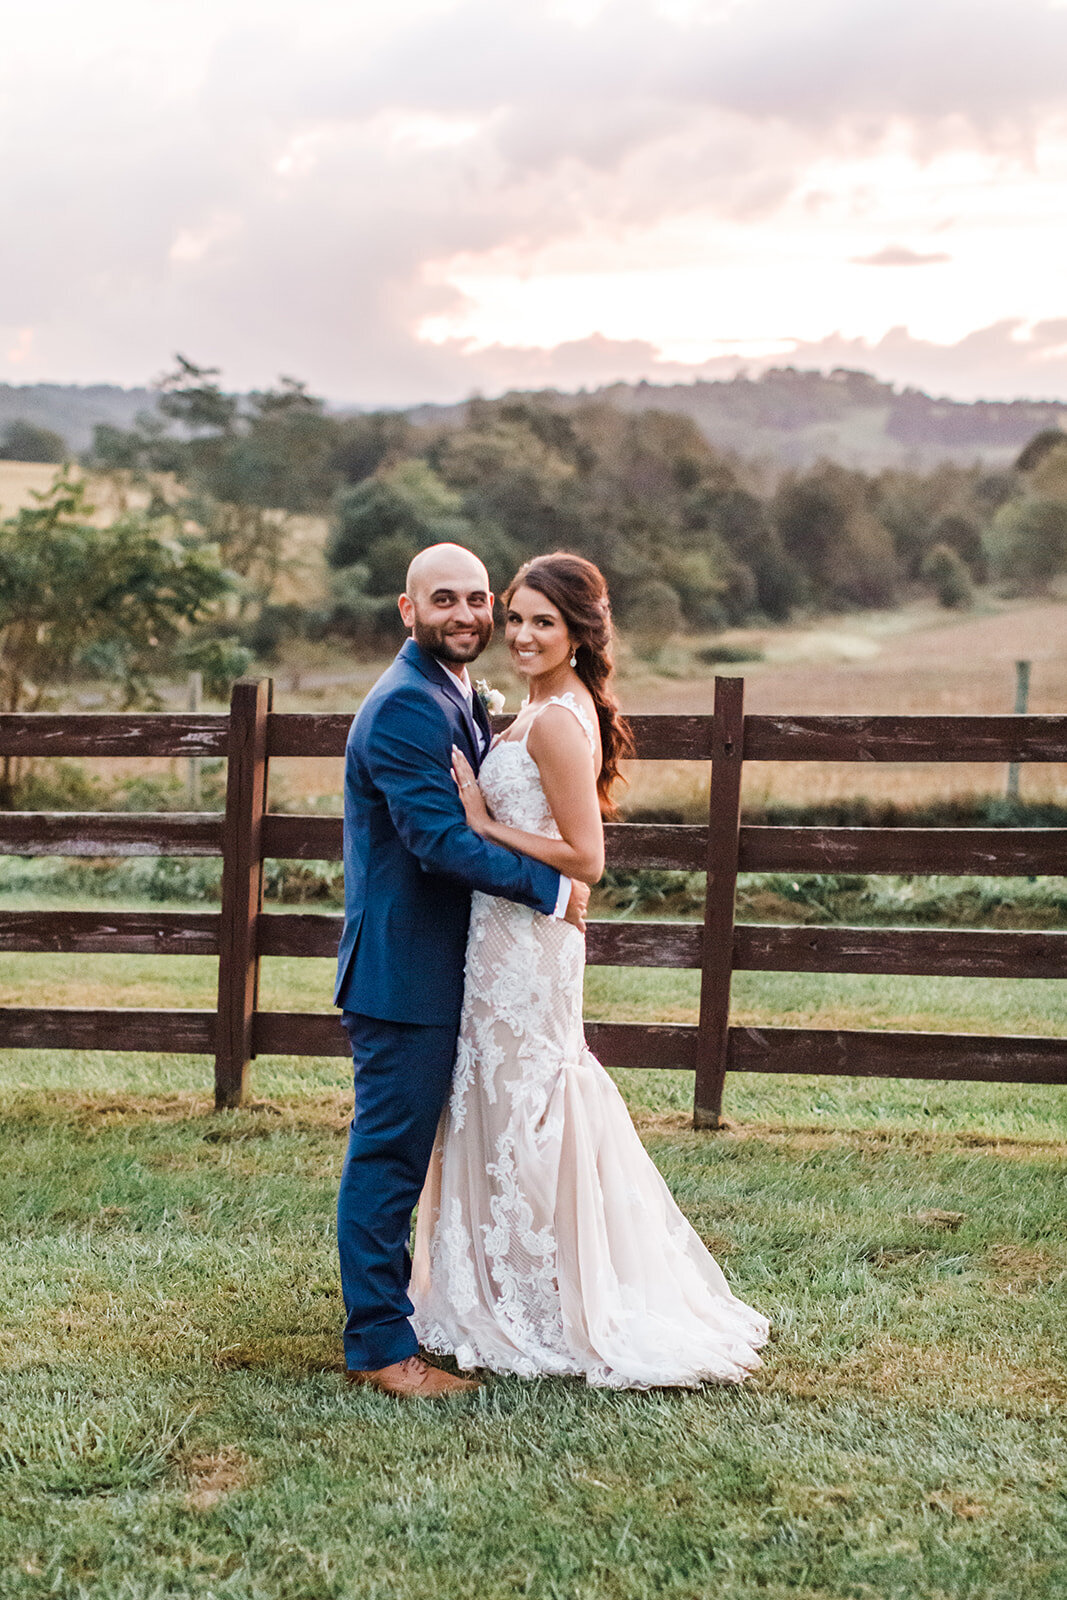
[[345, 1355, 480, 1399]]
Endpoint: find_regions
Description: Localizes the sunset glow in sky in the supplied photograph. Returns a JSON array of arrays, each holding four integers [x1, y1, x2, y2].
[[4, 0, 1067, 403]]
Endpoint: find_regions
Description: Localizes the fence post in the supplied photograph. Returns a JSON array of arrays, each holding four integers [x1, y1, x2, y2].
[[1006, 659, 1031, 802], [215, 678, 272, 1109], [186, 670, 203, 810], [693, 676, 745, 1130]]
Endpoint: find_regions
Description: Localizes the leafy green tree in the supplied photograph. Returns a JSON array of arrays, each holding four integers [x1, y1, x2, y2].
[[325, 453, 525, 644], [364, 531, 426, 597], [172, 383, 338, 613], [434, 406, 584, 572], [987, 497, 1067, 592], [156, 354, 240, 434], [972, 470, 1017, 515], [211, 380, 339, 513], [921, 543, 974, 608], [150, 362, 341, 512], [496, 398, 593, 471], [89, 411, 179, 475], [0, 474, 243, 798], [328, 460, 470, 568], [1015, 428, 1067, 473], [930, 512, 986, 582], [329, 412, 411, 484], [660, 550, 727, 623], [0, 419, 68, 463], [324, 460, 522, 644], [151, 363, 318, 603], [622, 577, 683, 653], [177, 493, 289, 617], [175, 637, 253, 700], [326, 563, 400, 648], [686, 486, 800, 620], [773, 463, 899, 608], [241, 603, 310, 663], [872, 463, 1000, 589], [872, 467, 946, 577], [1026, 437, 1067, 503], [88, 361, 343, 619]]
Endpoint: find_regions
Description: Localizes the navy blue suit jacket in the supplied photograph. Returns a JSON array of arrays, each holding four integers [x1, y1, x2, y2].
[[334, 638, 562, 1025]]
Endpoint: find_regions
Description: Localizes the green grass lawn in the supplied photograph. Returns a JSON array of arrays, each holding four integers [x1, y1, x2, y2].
[[0, 923, 1065, 1597]]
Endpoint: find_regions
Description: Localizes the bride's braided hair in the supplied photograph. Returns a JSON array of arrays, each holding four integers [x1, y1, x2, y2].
[[503, 552, 635, 815]]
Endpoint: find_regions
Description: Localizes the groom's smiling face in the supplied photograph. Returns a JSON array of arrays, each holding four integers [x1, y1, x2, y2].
[[399, 545, 494, 666]]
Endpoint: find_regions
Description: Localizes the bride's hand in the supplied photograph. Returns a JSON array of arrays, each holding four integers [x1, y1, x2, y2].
[[452, 747, 491, 833]]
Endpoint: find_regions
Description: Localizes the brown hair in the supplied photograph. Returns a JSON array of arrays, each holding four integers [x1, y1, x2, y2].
[[504, 552, 634, 814]]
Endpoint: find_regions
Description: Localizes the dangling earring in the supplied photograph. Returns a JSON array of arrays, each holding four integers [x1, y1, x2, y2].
[[569, 647, 577, 668]]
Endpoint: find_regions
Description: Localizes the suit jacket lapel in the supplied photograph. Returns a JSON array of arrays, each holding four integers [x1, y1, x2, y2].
[[400, 638, 482, 766], [470, 688, 492, 764], [453, 692, 482, 768]]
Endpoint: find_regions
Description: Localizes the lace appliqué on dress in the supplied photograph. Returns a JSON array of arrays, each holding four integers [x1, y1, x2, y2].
[[411, 685, 770, 1387]]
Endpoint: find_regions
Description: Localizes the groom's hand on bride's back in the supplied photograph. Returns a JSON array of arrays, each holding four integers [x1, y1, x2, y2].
[[564, 879, 590, 933]]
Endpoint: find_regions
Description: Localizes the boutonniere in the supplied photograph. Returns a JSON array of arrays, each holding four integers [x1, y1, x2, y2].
[[475, 679, 506, 716]]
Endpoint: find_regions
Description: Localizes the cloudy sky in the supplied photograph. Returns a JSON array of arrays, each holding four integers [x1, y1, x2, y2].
[[4, 0, 1067, 405]]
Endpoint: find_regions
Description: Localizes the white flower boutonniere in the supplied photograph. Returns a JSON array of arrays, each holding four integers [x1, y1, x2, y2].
[[475, 679, 506, 716]]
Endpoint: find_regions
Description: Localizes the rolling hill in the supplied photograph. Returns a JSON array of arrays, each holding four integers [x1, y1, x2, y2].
[[0, 383, 157, 454], [410, 368, 1067, 471], [4, 367, 1066, 471]]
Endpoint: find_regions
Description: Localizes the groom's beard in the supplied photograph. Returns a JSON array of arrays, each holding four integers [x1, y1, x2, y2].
[[412, 613, 493, 664]]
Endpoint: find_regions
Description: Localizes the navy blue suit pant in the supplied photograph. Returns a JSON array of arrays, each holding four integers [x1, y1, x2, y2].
[[337, 1010, 457, 1372]]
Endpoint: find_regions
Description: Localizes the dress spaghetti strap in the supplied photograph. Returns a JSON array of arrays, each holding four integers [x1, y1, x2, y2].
[[521, 691, 598, 760]]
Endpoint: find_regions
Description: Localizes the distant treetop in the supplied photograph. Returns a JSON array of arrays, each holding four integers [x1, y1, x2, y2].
[[0, 418, 68, 463]]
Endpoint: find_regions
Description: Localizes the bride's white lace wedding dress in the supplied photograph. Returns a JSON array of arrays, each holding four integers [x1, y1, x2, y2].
[[411, 693, 769, 1387]]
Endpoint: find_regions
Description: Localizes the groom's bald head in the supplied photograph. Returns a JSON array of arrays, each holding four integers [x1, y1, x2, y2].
[[399, 543, 494, 666], [404, 543, 489, 602]]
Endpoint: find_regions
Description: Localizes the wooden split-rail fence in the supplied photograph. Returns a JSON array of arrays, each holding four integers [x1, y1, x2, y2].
[[0, 677, 1065, 1123]]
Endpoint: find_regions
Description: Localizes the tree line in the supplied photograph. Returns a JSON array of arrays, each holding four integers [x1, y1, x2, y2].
[[1, 359, 1065, 742], [93, 359, 1067, 644]]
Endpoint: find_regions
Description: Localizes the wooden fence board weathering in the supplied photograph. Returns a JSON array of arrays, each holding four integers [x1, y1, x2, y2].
[[0, 678, 1064, 1121]]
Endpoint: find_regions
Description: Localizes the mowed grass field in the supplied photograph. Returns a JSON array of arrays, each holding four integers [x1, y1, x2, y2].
[[0, 937, 1065, 1600]]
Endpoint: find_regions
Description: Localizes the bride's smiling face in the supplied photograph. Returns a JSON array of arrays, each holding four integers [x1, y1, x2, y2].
[[505, 585, 573, 681]]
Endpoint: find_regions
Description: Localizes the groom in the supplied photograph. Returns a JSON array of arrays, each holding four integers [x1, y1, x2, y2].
[[334, 543, 589, 1399]]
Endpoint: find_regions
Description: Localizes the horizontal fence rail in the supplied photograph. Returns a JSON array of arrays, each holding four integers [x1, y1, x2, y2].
[[0, 909, 221, 956], [0, 680, 1064, 1119], [0, 1006, 217, 1054], [0, 812, 224, 858], [0, 714, 230, 759], [741, 714, 1067, 763], [3, 909, 1063, 981], [13, 709, 1064, 764], [266, 712, 721, 762], [737, 825, 1067, 875]]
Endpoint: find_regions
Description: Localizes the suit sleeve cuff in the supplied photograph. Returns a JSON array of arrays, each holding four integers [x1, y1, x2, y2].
[[551, 875, 571, 919]]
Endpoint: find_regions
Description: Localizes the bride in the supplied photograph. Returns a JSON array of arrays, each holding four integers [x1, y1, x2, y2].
[[411, 552, 769, 1388]]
